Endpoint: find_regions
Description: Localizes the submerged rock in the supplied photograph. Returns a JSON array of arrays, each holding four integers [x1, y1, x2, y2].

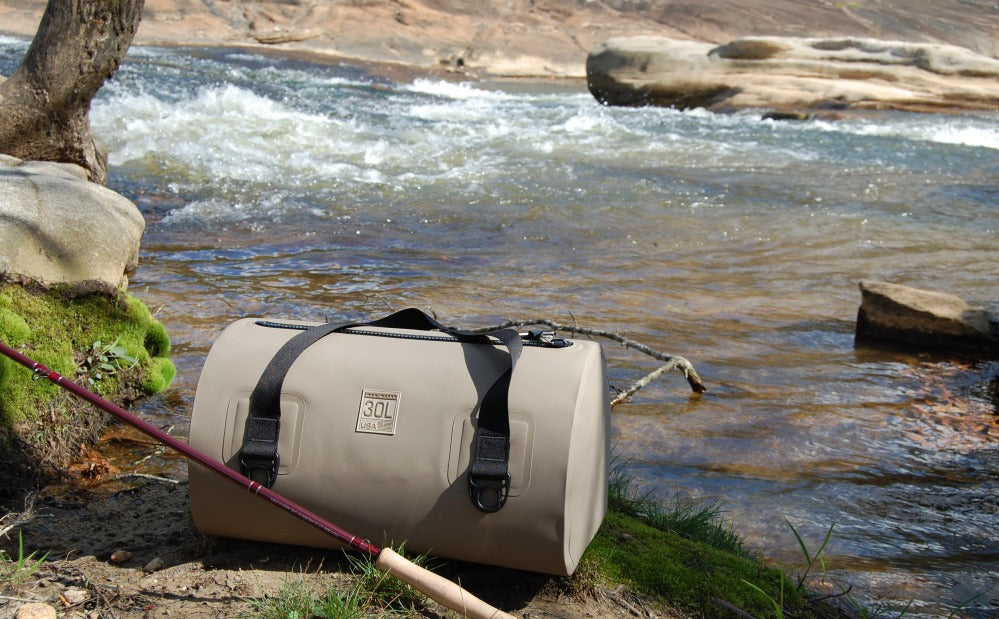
[[0, 155, 144, 295], [586, 35, 999, 114], [855, 281, 998, 355]]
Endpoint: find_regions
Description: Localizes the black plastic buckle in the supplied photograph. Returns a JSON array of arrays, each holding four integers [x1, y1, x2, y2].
[[523, 330, 570, 348], [468, 472, 511, 513], [239, 453, 279, 488]]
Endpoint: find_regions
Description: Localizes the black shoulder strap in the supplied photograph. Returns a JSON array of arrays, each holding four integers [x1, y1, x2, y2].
[[238, 308, 521, 513]]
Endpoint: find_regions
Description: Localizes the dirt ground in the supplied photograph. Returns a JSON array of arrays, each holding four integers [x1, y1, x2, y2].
[[0, 430, 680, 619]]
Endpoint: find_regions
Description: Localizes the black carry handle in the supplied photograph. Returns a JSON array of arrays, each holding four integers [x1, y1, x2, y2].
[[239, 308, 522, 513]]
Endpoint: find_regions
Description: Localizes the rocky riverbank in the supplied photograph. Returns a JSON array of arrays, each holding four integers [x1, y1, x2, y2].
[[2, 1, 998, 83]]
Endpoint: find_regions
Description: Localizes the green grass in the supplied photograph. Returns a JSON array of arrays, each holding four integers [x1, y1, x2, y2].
[[573, 459, 825, 616], [345, 548, 434, 615], [607, 461, 746, 556], [249, 552, 434, 619], [0, 531, 47, 595], [250, 577, 370, 619], [583, 498, 812, 617]]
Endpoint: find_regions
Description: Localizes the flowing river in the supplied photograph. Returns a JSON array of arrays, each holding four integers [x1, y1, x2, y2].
[[2, 37, 998, 616]]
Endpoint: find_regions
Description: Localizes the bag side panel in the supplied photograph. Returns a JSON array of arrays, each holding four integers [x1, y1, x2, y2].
[[563, 342, 610, 573]]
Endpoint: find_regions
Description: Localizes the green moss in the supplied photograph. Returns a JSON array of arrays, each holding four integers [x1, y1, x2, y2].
[[0, 283, 175, 481], [141, 356, 177, 395], [144, 319, 171, 358], [0, 302, 30, 392], [0, 307, 32, 342]]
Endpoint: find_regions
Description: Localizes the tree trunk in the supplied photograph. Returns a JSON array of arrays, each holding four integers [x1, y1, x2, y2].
[[0, 0, 145, 185]]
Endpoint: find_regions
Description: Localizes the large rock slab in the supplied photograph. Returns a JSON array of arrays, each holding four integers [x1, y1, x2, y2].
[[856, 281, 998, 355], [586, 36, 999, 114], [0, 155, 144, 295], [5, 1, 999, 79]]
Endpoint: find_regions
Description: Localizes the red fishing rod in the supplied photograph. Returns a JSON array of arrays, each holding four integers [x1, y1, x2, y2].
[[0, 339, 513, 619]]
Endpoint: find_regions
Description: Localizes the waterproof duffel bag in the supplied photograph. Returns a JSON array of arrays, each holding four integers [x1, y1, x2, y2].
[[188, 308, 609, 575]]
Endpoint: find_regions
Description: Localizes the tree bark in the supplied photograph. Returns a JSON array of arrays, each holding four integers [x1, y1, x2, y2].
[[0, 0, 145, 185]]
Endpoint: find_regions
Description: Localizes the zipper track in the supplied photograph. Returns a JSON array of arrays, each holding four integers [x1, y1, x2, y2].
[[253, 320, 571, 348]]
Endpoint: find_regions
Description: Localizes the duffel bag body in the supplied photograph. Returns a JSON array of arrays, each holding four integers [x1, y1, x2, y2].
[[188, 309, 609, 575]]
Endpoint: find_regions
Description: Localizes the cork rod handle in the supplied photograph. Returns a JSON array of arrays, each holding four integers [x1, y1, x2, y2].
[[375, 548, 516, 619]]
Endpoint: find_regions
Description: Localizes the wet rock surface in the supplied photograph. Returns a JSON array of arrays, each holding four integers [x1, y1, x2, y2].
[[856, 281, 999, 356]]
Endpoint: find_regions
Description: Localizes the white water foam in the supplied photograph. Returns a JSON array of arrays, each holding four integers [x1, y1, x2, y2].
[[89, 54, 998, 231], [0, 34, 27, 46], [404, 78, 517, 101], [809, 114, 999, 150], [900, 120, 999, 149], [93, 84, 382, 183]]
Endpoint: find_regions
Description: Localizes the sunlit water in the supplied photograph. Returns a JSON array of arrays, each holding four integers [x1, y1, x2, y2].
[[2, 37, 998, 615]]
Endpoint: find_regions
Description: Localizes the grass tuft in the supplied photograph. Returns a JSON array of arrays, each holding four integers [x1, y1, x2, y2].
[[581, 459, 811, 617], [607, 458, 746, 556], [144, 319, 172, 357], [0, 531, 47, 595], [346, 546, 434, 614], [249, 549, 433, 619]]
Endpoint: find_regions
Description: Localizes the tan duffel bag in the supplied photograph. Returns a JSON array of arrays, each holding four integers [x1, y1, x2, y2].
[[188, 308, 609, 575]]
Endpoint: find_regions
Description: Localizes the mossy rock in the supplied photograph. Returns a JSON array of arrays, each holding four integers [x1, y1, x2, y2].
[[0, 283, 175, 491]]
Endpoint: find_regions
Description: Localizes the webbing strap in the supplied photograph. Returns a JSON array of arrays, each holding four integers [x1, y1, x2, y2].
[[239, 308, 521, 513], [240, 321, 343, 487]]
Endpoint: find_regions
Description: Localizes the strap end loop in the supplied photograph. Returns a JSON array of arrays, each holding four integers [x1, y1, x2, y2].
[[468, 472, 511, 513], [240, 452, 280, 488]]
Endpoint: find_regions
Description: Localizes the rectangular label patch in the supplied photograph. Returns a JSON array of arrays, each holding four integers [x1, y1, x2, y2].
[[355, 389, 401, 435]]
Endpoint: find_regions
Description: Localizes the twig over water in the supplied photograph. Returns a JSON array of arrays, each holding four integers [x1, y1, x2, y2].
[[473, 318, 708, 400]]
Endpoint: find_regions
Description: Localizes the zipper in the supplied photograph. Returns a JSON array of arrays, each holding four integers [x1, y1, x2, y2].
[[253, 320, 572, 348]]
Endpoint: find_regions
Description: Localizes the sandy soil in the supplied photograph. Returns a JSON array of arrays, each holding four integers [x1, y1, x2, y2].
[[1, 427, 682, 619], [1, 484, 677, 619]]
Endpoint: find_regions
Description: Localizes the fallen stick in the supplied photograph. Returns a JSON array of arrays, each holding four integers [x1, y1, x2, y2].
[[475, 318, 707, 395]]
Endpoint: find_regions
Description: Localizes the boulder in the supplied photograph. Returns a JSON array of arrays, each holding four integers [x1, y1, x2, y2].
[[0, 155, 144, 295], [856, 281, 998, 355], [586, 36, 999, 114]]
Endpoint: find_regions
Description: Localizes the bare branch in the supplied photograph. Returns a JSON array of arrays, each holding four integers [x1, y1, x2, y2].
[[611, 362, 679, 408], [0, 493, 38, 539], [472, 318, 707, 396]]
